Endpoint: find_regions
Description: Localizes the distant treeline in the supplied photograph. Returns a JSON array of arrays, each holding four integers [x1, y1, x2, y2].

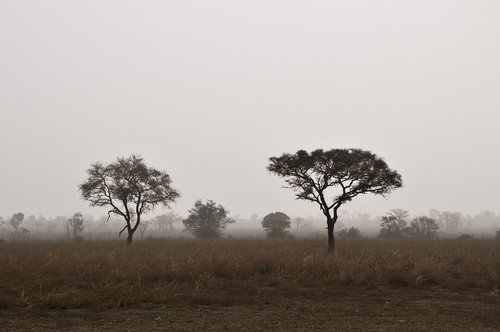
[[1, 209, 499, 241]]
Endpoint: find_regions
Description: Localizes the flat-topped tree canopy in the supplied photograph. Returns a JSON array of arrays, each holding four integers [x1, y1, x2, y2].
[[268, 148, 402, 252]]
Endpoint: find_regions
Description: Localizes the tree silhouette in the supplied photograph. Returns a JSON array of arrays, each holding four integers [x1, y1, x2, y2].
[[291, 216, 308, 233], [183, 200, 234, 238], [153, 212, 182, 235], [338, 227, 361, 238], [80, 155, 180, 244], [405, 216, 439, 239], [10, 213, 24, 234], [379, 209, 409, 239], [261, 212, 291, 238], [138, 221, 150, 239], [67, 212, 85, 240], [268, 148, 402, 252]]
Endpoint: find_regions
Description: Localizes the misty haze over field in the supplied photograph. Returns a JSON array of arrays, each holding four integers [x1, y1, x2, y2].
[[1, 1, 499, 221]]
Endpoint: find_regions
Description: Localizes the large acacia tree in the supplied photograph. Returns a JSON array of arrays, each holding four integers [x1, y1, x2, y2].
[[80, 155, 180, 244], [268, 148, 402, 252]]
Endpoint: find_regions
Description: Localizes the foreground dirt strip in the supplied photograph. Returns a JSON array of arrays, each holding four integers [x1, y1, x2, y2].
[[1, 289, 499, 331]]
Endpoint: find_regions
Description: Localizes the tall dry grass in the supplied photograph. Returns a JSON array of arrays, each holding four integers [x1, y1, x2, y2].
[[0, 238, 498, 308]]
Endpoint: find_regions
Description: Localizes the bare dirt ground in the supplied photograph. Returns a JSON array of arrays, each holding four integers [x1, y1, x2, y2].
[[2, 288, 499, 331]]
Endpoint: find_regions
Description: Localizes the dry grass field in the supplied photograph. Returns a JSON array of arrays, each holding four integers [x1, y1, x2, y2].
[[1, 238, 499, 331]]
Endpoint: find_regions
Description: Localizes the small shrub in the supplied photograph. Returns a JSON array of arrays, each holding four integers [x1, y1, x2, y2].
[[338, 227, 361, 238]]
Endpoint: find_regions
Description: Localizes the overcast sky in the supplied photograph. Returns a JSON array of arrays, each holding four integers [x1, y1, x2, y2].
[[1, 1, 499, 219]]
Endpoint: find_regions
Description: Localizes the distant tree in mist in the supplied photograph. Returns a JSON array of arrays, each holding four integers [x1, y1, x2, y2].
[[67, 212, 85, 240], [0, 217, 5, 241], [10, 213, 24, 233], [153, 212, 182, 235], [138, 221, 150, 238], [291, 217, 309, 233], [428, 209, 462, 234], [379, 209, 409, 239], [261, 212, 291, 238], [268, 148, 402, 253], [249, 214, 259, 223], [79, 155, 180, 244], [440, 212, 462, 233], [183, 200, 234, 238], [338, 227, 361, 238], [404, 217, 439, 239]]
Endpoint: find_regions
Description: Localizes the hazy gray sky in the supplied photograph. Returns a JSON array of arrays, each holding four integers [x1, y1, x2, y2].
[[1, 1, 499, 219]]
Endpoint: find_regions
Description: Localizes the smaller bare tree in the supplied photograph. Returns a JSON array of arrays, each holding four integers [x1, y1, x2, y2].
[[405, 216, 439, 239], [153, 212, 182, 235], [79, 155, 180, 244], [291, 217, 308, 233], [67, 213, 85, 240], [379, 209, 409, 239], [139, 221, 150, 238], [440, 211, 462, 234]]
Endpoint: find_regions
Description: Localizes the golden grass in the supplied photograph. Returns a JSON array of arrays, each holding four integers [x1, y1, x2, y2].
[[0, 238, 498, 309]]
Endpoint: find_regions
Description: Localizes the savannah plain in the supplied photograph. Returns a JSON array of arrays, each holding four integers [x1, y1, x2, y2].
[[1, 237, 499, 331]]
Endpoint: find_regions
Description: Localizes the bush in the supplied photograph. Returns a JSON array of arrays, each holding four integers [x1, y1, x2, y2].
[[183, 200, 234, 238], [404, 217, 439, 240], [338, 227, 361, 238], [261, 212, 291, 238], [378, 209, 408, 239]]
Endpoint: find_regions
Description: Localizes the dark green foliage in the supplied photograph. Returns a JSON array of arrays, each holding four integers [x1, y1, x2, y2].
[[183, 200, 234, 238], [268, 148, 402, 252], [261, 212, 291, 238], [79, 155, 180, 244], [338, 227, 362, 238], [379, 209, 409, 239], [405, 216, 439, 240]]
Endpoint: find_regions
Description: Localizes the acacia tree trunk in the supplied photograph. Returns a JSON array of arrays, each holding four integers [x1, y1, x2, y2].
[[327, 206, 341, 253], [127, 230, 134, 244], [327, 219, 335, 253], [124, 214, 141, 245]]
